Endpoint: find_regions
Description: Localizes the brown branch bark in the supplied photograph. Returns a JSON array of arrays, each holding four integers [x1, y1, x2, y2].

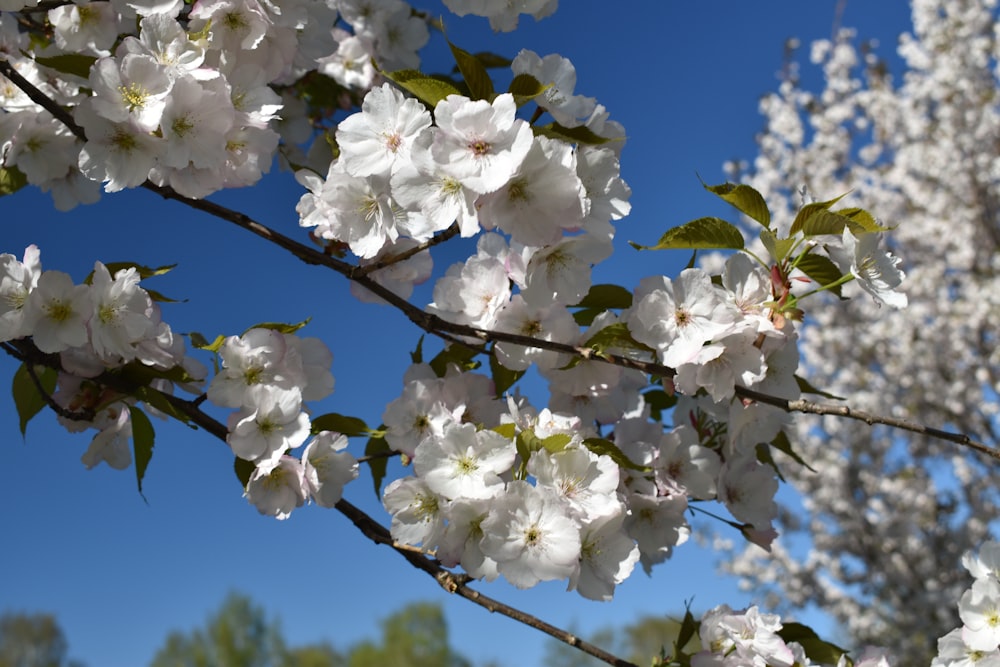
[[354, 222, 461, 277], [734, 386, 1000, 461]]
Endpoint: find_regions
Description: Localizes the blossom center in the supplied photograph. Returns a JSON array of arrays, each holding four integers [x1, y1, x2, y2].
[[261, 467, 286, 489], [469, 140, 491, 156], [384, 132, 403, 152], [520, 319, 542, 336], [222, 11, 249, 33], [45, 300, 73, 323], [111, 129, 139, 154], [507, 179, 530, 202], [118, 82, 149, 112], [455, 455, 478, 475], [98, 303, 120, 325], [172, 115, 194, 138]]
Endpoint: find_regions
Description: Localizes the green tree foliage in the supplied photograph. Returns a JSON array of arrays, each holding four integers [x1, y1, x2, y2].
[[0, 612, 83, 667], [148, 594, 474, 667], [283, 645, 344, 667], [345, 602, 470, 667], [149, 593, 290, 667], [544, 614, 698, 667]]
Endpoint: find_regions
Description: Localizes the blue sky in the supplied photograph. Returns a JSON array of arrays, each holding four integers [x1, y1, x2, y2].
[[0, 2, 914, 665]]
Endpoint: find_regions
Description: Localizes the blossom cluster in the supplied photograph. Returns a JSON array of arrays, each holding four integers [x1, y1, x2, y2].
[[292, 49, 914, 599], [932, 541, 1000, 666], [693, 604, 893, 666], [204, 327, 357, 519], [378, 348, 792, 598], [0, 0, 435, 206], [381, 369, 642, 599], [0, 244, 203, 469]]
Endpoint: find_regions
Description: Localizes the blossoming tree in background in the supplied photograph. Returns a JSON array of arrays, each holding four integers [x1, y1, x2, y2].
[[718, 0, 1000, 662], [0, 0, 997, 665]]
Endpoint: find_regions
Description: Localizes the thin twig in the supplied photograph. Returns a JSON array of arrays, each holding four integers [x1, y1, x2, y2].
[[356, 449, 399, 464], [735, 386, 1000, 461], [352, 223, 461, 278], [2, 341, 97, 421], [335, 498, 638, 667], [0, 58, 84, 141]]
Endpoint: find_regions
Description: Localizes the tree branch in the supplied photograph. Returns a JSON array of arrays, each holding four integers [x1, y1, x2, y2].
[[0, 57, 84, 141], [5, 47, 999, 504], [2, 341, 634, 666], [734, 386, 1000, 461], [351, 222, 461, 278]]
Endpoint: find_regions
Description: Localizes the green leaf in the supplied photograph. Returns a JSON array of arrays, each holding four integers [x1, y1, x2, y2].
[[777, 622, 819, 642], [243, 318, 310, 335], [429, 344, 480, 377], [515, 430, 542, 476], [571, 284, 633, 326], [755, 441, 785, 482], [299, 73, 350, 121], [507, 73, 548, 106], [795, 252, 845, 297], [582, 437, 651, 472], [0, 166, 28, 197], [448, 40, 494, 100], [31, 53, 97, 79], [534, 122, 614, 146], [837, 206, 893, 233], [571, 308, 603, 326], [143, 288, 183, 304], [800, 209, 854, 237], [128, 406, 155, 500], [365, 432, 391, 498], [539, 433, 573, 453], [582, 322, 653, 360], [187, 331, 226, 353], [643, 389, 677, 422], [674, 608, 700, 656], [99, 262, 176, 280], [574, 283, 633, 310], [778, 624, 848, 665], [489, 351, 524, 397], [794, 638, 849, 666], [630, 217, 745, 251], [234, 456, 255, 489], [451, 51, 511, 71], [759, 228, 796, 262], [769, 430, 816, 473], [134, 385, 194, 427], [491, 423, 517, 439], [383, 69, 462, 108], [702, 181, 771, 228], [12, 363, 57, 437], [795, 374, 845, 400], [118, 360, 198, 386], [410, 336, 424, 364], [685, 250, 698, 269], [789, 192, 850, 236], [310, 412, 371, 437]]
